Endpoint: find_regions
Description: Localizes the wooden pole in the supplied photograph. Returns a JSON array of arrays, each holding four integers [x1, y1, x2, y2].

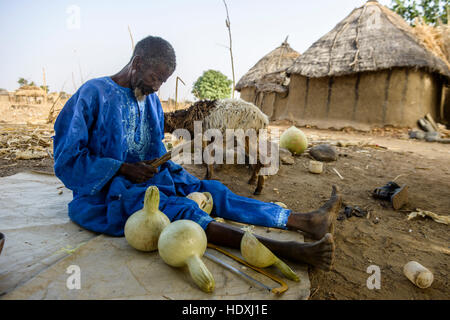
[[223, 0, 235, 98], [128, 25, 135, 52], [175, 76, 185, 109], [447, 5, 449, 26], [72, 72, 77, 91], [78, 62, 84, 84], [73, 49, 84, 85], [42, 67, 47, 103], [47, 79, 67, 123], [277, 36, 289, 69]]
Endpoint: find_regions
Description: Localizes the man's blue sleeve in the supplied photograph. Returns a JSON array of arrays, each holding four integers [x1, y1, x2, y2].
[[53, 85, 123, 196]]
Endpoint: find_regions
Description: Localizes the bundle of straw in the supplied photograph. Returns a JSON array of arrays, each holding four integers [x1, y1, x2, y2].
[[413, 18, 450, 71]]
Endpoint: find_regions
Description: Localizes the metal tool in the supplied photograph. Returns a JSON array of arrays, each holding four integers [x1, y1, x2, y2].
[[204, 252, 272, 292], [207, 243, 289, 294]]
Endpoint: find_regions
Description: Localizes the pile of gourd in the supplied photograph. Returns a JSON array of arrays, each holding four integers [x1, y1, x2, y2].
[[124, 186, 298, 293]]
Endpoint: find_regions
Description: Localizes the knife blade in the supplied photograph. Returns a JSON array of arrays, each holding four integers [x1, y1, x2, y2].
[[204, 252, 272, 292]]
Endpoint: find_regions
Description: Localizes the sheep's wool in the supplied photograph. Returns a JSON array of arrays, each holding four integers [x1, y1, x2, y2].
[[204, 99, 269, 133]]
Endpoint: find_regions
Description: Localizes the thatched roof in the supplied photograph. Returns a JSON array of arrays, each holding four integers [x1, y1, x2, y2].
[[413, 19, 450, 71], [236, 39, 300, 91], [14, 86, 46, 97], [287, 0, 450, 79], [255, 71, 290, 94]]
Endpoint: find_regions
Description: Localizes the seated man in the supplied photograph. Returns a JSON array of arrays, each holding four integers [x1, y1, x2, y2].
[[53, 36, 341, 271]]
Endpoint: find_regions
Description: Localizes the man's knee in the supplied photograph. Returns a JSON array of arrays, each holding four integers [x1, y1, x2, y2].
[[200, 179, 230, 194]]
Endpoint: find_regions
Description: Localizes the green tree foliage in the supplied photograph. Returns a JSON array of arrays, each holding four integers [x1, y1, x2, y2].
[[18, 78, 47, 91], [390, 0, 448, 25], [192, 70, 232, 100], [17, 78, 29, 86]]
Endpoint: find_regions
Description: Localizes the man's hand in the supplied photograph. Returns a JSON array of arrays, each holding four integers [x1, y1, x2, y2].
[[117, 160, 159, 184]]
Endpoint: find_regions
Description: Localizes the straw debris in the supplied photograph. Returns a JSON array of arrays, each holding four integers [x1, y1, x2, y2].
[[0, 125, 54, 160]]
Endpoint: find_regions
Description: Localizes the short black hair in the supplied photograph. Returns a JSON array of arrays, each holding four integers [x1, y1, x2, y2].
[[132, 36, 176, 73]]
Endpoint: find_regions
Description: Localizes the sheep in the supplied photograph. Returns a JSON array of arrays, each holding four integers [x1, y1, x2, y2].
[[164, 98, 274, 195]]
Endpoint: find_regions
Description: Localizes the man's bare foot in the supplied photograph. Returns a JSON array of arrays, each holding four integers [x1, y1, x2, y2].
[[206, 222, 335, 271], [286, 186, 342, 240], [287, 233, 335, 271]]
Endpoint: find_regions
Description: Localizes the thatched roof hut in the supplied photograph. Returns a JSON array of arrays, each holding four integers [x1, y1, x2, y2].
[[236, 39, 300, 120], [287, 2, 450, 79], [278, 0, 450, 130], [13, 86, 47, 104], [236, 38, 300, 91], [14, 86, 46, 97]]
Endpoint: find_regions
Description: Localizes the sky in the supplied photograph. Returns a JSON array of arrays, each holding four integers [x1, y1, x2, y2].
[[0, 0, 392, 101]]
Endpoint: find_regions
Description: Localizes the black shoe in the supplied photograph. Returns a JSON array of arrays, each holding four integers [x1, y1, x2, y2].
[[373, 182, 408, 210], [372, 181, 401, 200]]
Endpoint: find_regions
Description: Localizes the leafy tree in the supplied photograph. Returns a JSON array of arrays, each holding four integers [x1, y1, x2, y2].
[[390, 0, 448, 25], [192, 70, 232, 100], [40, 85, 49, 92], [17, 77, 29, 86]]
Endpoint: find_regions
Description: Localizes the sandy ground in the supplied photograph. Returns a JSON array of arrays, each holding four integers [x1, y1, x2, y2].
[[0, 99, 69, 125], [0, 123, 449, 300]]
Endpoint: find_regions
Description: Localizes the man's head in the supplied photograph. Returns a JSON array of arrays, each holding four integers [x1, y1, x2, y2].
[[129, 36, 176, 101]]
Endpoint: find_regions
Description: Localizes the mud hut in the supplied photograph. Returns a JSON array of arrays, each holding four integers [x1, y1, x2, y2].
[[236, 39, 300, 120], [0, 89, 10, 104], [411, 20, 450, 125], [13, 86, 47, 105], [280, 0, 450, 130]]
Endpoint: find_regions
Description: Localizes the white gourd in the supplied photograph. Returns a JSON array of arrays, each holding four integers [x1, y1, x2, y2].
[[124, 186, 170, 252], [241, 229, 300, 282], [158, 220, 215, 293], [403, 261, 434, 289], [187, 192, 214, 214]]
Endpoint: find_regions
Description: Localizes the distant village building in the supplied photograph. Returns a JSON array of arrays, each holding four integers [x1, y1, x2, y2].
[[13, 86, 47, 105], [238, 1, 450, 130], [282, 0, 450, 130], [235, 39, 300, 120]]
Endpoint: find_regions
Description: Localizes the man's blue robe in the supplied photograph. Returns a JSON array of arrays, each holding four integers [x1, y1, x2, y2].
[[53, 77, 290, 236]]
